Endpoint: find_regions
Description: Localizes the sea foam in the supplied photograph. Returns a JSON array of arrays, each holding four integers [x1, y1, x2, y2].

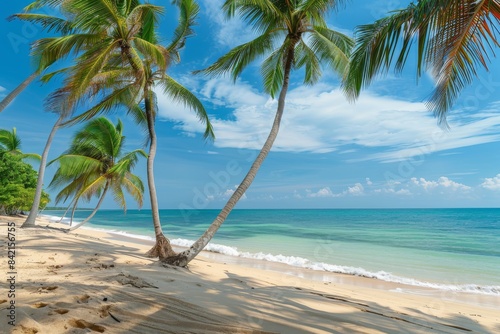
[[168, 238, 500, 296], [39, 214, 500, 296]]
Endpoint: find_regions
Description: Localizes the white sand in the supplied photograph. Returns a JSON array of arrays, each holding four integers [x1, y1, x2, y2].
[[1, 215, 499, 333]]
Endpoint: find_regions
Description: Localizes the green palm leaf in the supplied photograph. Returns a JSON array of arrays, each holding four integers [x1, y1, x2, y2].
[[158, 75, 215, 139], [343, 0, 500, 123]]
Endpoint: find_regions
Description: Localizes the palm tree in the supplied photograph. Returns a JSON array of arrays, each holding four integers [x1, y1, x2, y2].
[[0, 127, 41, 161], [22, 0, 214, 257], [48, 117, 146, 231], [343, 0, 500, 124], [162, 0, 353, 266]]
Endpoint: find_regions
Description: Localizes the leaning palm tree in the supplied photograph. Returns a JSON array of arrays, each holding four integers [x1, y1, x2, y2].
[[10, 1, 95, 228], [343, 0, 500, 124], [48, 117, 146, 231], [0, 127, 41, 161], [162, 0, 353, 266], [32, 0, 213, 258]]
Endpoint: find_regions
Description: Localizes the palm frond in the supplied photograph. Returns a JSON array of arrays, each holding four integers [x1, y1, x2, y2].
[[31, 34, 106, 71], [309, 26, 352, 78], [159, 75, 215, 140], [261, 43, 287, 97], [61, 85, 142, 126], [343, 0, 500, 123], [168, 0, 199, 54], [197, 31, 276, 80], [10, 13, 75, 34], [222, 0, 284, 33], [342, 7, 417, 101], [121, 172, 144, 207], [133, 38, 168, 71], [111, 181, 127, 210], [427, 0, 500, 122], [294, 40, 321, 86]]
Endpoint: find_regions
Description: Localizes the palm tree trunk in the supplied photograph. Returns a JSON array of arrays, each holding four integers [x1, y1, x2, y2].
[[0, 72, 38, 113], [67, 184, 109, 232], [22, 114, 64, 228], [143, 88, 176, 260], [163, 47, 297, 266], [69, 199, 79, 227], [56, 197, 77, 224]]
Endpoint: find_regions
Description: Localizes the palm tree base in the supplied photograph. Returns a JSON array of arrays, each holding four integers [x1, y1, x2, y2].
[[21, 214, 37, 228], [161, 252, 189, 267], [145, 233, 176, 260]]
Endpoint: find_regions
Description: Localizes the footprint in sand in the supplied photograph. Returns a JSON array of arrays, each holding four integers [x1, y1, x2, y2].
[[93, 263, 115, 270], [33, 302, 49, 308], [76, 294, 90, 303], [52, 309, 69, 315], [99, 305, 121, 323], [35, 286, 58, 293], [17, 325, 39, 334], [68, 319, 106, 333], [98, 305, 111, 317]]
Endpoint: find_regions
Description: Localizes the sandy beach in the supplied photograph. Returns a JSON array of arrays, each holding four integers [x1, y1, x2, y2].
[[1, 215, 499, 334]]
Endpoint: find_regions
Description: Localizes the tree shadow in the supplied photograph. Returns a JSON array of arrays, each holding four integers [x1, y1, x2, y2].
[[2, 222, 497, 333]]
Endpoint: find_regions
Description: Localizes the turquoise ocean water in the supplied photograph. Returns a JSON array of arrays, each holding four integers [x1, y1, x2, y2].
[[41, 208, 500, 296]]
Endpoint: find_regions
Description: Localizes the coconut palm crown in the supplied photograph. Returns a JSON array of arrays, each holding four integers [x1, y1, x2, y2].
[[343, 0, 500, 125], [48, 117, 146, 231], [202, 0, 352, 97]]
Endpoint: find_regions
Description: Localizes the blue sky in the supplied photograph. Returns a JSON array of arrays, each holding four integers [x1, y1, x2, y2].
[[2, 0, 500, 210]]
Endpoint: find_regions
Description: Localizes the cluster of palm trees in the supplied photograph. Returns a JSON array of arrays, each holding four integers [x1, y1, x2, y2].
[[1, 0, 499, 266]]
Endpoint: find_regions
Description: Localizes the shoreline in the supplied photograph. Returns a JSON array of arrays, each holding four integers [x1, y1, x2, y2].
[[41, 212, 500, 299], [1, 214, 499, 333]]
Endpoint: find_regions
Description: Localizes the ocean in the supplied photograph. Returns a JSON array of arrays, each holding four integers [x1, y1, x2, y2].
[[41, 208, 500, 296]]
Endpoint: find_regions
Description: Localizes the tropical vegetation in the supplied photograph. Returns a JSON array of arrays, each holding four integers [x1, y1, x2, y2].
[[0, 153, 49, 215], [13, 0, 214, 259]]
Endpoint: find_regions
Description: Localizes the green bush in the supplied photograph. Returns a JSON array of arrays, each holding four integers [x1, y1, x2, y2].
[[0, 153, 50, 215]]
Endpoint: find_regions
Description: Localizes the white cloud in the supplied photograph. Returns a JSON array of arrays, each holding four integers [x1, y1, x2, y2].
[[154, 76, 500, 161], [222, 185, 247, 200], [408, 177, 471, 192], [347, 183, 364, 196], [366, 178, 373, 185], [306, 187, 334, 198], [304, 183, 365, 198], [0, 86, 6, 92], [437, 177, 471, 191], [207, 151, 219, 155], [411, 177, 439, 190], [200, 0, 256, 48], [200, 78, 267, 107], [481, 174, 500, 190]]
